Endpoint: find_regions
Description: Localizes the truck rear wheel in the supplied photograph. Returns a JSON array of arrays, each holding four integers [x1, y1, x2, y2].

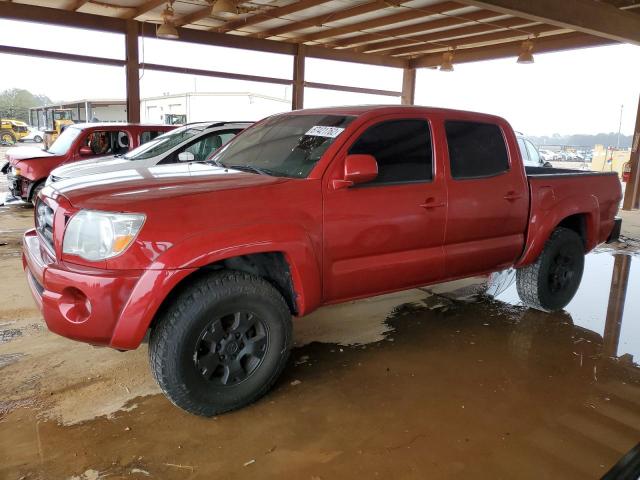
[[516, 227, 584, 311], [149, 270, 292, 416]]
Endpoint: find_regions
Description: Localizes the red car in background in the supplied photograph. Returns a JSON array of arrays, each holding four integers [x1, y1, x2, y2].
[[3, 123, 174, 203]]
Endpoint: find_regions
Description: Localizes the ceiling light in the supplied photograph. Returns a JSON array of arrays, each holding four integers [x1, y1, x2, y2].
[[210, 0, 237, 15], [157, 1, 179, 39], [517, 39, 534, 64], [440, 51, 454, 72]]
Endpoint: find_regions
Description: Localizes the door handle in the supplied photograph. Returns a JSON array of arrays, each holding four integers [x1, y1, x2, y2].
[[503, 191, 522, 202], [420, 198, 445, 209]]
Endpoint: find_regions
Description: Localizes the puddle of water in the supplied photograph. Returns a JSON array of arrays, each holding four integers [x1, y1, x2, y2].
[[495, 251, 640, 363]]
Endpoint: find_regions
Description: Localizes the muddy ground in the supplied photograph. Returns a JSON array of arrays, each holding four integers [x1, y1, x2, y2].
[[1, 144, 640, 479]]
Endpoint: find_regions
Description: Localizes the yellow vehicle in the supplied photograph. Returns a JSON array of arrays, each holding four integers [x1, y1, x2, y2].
[[0, 118, 29, 145], [42, 109, 74, 148]]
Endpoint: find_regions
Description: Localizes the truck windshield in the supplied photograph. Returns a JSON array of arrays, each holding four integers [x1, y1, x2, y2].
[[48, 127, 82, 155], [124, 125, 205, 160], [208, 114, 354, 178]]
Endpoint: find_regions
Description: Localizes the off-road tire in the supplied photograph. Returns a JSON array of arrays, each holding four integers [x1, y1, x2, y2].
[[516, 227, 584, 312], [0, 130, 16, 145], [149, 270, 293, 416]]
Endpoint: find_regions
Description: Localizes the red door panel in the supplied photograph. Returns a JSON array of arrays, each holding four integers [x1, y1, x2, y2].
[[322, 114, 447, 302]]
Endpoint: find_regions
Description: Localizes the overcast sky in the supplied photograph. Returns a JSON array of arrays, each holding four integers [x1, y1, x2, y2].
[[2, 18, 639, 136]]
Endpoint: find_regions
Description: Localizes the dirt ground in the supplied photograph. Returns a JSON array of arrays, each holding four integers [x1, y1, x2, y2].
[[1, 144, 640, 479]]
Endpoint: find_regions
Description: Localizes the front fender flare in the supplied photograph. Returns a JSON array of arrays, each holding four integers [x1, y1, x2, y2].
[[109, 223, 321, 349]]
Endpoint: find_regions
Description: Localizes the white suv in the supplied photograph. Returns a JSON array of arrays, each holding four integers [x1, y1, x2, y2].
[[47, 121, 251, 184]]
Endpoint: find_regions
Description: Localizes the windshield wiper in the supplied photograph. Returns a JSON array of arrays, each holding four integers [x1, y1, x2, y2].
[[223, 164, 273, 176]]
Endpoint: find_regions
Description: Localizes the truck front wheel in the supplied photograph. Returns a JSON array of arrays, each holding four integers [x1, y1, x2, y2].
[[149, 270, 292, 416], [516, 227, 585, 312]]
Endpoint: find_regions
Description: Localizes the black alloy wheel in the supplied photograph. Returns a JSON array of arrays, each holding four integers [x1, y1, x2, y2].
[[194, 311, 268, 386]]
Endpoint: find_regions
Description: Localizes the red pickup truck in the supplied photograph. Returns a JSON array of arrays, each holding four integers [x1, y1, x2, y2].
[[22, 106, 622, 416], [3, 123, 173, 203]]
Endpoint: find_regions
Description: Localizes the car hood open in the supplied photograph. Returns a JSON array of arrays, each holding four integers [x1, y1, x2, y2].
[[8, 146, 56, 163]]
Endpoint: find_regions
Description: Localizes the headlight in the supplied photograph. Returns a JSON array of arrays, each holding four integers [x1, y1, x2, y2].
[[63, 210, 145, 261], [12, 167, 21, 176]]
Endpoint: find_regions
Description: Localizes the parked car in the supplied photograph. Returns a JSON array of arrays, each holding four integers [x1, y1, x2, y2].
[[2, 123, 174, 203], [539, 149, 556, 163], [24, 106, 622, 416], [47, 122, 251, 185], [517, 135, 553, 168], [19, 127, 45, 143]]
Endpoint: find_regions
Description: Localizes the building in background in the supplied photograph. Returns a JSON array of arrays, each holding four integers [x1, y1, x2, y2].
[[591, 145, 631, 179], [29, 99, 127, 128], [140, 92, 290, 124]]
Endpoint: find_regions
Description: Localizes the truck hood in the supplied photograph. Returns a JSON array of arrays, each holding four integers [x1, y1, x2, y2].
[[49, 162, 288, 209], [51, 155, 128, 179], [8, 146, 57, 164]]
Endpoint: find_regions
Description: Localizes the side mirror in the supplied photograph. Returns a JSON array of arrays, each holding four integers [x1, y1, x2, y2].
[[178, 151, 195, 162], [79, 146, 93, 156], [333, 154, 378, 190]]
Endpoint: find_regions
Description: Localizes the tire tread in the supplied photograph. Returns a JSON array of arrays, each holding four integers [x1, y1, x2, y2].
[[149, 270, 292, 416]]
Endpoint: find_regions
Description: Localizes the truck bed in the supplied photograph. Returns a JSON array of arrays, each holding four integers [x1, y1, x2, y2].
[[517, 165, 622, 267], [525, 166, 619, 178]]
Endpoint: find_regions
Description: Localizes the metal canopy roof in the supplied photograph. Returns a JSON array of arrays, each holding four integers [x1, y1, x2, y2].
[[2, 0, 640, 68]]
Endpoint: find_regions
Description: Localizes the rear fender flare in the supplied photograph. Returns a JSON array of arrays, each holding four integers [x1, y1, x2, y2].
[[516, 193, 599, 267]]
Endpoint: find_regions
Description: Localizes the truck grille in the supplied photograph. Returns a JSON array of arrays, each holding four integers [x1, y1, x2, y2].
[[35, 199, 55, 251]]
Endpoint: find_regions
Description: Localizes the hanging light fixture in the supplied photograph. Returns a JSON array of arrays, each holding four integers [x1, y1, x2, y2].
[[157, 1, 179, 39], [210, 0, 237, 15], [517, 38, 535, 64], [440, 50, 454, 72]]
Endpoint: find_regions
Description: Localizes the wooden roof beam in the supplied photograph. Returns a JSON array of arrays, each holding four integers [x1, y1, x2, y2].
[[214, 0, 332, 34], [409, 31, 617, 67], [333, 10, 503, 49], [0, 0, 127, 32], [293, 1, 465, 43], [391, 25, 568, 57], [457, 0, 640, 44], [370, 17, 539, 55], [175, 6, 211, 27], [124, 0, 166, 20], [252, 0, 410, 39]]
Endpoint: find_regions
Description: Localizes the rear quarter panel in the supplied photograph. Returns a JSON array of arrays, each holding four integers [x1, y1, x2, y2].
[[517, 172, 621, 267]]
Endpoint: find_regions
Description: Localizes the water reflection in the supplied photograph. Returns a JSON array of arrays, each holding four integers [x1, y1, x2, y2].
[[495, 252, 639, 365]]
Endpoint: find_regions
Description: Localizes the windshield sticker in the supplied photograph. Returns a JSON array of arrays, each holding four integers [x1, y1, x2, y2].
[[305, 126, 345, 138]]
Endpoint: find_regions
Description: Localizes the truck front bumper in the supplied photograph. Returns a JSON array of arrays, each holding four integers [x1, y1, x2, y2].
[[22, 229, 196, 350], [22, 229, 143, 348], [6, 173, 24, 200]]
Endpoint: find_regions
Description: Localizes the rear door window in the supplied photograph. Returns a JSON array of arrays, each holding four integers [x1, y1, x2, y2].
[[348, 119, 433, 185], [445, 121, 509, 179], [82, 130, 130, 156]]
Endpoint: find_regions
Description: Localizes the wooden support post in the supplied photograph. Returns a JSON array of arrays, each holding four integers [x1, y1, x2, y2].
[[401, 67, 416, 105], [603, 254, 631, 358], [622, 94, 640, 210], [292, 44, 306, 111], [125, 20, 140, 123]]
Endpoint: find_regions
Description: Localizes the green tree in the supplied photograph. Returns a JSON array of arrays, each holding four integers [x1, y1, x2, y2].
[[0, 88, 52, 123]]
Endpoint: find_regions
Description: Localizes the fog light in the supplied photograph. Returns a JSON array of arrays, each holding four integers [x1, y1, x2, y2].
[[59, 287, 92, 324]]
